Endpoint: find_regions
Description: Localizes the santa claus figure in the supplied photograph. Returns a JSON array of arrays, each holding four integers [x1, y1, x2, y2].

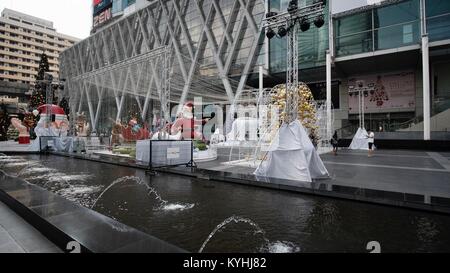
[[34, 104, 69, 137], [121, 117, 151, 142], [171, 102, 208, 140], [10, 117, 30, 144]]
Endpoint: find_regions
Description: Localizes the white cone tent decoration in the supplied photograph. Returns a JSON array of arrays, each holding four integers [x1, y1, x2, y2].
[[349, 127, 372, 150], [254, 120, 329, 183], [348, 80, 376, 150]]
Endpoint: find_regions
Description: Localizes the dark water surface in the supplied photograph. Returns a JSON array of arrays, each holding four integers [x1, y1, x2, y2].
[[1, 154, 450, 253]]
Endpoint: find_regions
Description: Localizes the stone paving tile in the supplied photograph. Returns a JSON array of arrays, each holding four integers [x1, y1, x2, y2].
[[198, 149, 450, 199], [0, 242, 25, 253], [0, 201, 60, 253], [30, 245, 62, 253], [0, 230, 15, 247]]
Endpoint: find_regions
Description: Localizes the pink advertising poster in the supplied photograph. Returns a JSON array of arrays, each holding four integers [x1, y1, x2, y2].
[[348, 71, 416, 114]]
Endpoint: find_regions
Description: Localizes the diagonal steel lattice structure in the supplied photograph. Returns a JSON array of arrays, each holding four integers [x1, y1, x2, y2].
[[60, 0, 266, 133]]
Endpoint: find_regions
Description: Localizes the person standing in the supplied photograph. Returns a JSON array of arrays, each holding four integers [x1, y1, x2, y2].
[[367, 129, 375, 157], [331, 130, 339, 156]]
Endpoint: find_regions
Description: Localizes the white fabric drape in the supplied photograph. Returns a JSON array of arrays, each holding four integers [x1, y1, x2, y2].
[[349, 127, 370, 150], [254, 120, 329, 183]]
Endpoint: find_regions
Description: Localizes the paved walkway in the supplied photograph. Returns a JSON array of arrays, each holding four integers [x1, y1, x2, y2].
[[198, 149, 450, 201], [0, 201, 61, 253]]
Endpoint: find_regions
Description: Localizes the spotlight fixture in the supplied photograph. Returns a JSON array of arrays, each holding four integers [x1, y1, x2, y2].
[[287, 0, 298, 14], [278, 26, 287, 37], [314, 15, 325, 28], [299, 18, 310, 32], [266, 27, 276, 39]]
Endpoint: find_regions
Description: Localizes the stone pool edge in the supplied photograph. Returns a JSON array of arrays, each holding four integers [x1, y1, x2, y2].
[[0, 170, 187, 253]]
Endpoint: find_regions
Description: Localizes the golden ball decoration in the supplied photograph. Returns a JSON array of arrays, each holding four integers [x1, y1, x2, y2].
[[267, 83, 320, 145]]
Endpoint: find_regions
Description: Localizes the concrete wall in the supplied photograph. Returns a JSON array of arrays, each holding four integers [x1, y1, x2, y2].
[[0, 81, 29, 103]]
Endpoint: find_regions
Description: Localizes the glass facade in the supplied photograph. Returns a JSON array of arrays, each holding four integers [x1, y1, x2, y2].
[[112, 0, 136, 15], [269, 0, 330, 73], [335, 0, 421, 57], [426, 0, 450, 41], [335, 11, 373, 56]]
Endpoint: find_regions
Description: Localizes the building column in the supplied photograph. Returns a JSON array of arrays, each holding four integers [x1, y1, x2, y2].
[[326, 0, 334, 138], [259, 65, 264, 94], [422, 34, 431, 141], [326, 50, 332, 137]]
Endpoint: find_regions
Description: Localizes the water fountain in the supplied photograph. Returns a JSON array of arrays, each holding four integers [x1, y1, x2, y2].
[[91, 176, 194, 212], [20, 167, 55, 175], [198, 215, 301, 253], [3, 153, 450, 252], [16, 161, 40, 176]]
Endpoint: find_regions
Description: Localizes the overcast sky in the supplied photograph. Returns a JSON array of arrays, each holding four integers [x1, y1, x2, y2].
[[0, 0, 383, 40], [0, 0, 92, 39]]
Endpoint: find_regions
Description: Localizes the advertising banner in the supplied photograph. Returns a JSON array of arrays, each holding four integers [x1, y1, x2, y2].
[[93, 5, 112, 28], [348, 71, 416, 114], [93, 0, 112, 15]]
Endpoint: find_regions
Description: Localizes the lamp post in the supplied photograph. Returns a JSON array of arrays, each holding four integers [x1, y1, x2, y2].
[[349, 81, 375, 130], [262, 0, 326, 124], [38, 73, 66, 135]]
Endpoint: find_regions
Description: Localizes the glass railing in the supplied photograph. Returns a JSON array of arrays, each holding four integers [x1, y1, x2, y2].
[[433, 96, 450, 116], [336, 21, 421, 57], [374, 21, 420, 50], [335, 31, 373, 57], [427, 13, 450, 42], [387, 96, 450, 132], [388, 117, 422, 131]]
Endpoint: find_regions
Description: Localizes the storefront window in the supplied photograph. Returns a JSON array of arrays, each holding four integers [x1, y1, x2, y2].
[[374, 0, 420, 50], [374, 0, 419, 28], [335, 0, 421, 57], [335, 11, 373, 57]]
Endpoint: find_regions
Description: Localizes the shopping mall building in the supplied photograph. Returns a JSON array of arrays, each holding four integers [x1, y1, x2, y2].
[[60, 0, 450, 141]]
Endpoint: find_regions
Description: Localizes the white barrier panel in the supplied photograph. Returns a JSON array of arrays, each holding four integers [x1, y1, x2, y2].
[[136, 140, 192, 167]]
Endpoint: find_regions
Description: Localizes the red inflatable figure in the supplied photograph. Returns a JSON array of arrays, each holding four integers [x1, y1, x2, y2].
[[171, 102, 208, 140]]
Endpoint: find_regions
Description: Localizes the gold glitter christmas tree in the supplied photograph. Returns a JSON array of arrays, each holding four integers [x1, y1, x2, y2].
[[268, 83, 319, 146]]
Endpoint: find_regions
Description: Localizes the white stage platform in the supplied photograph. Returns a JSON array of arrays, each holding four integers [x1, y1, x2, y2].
[[0, 140, 39, 152]]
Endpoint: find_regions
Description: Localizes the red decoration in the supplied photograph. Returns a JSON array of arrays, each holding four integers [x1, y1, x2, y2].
[[18, 136, 30, 144], [37, 104, 66, 115]]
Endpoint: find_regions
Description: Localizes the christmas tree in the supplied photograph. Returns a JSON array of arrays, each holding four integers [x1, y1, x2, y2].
[[59, 97, 70, 115], [125, 102, 143, 126], [30, 52, 50, 108], [270, 83, 320, 146], [0, 107, 10, 141], [7, 124, 19, 141]]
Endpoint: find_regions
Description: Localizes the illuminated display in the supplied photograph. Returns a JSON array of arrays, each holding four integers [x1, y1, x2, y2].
[[93, 6, 112, 28], [93, 0, 112, 15]]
